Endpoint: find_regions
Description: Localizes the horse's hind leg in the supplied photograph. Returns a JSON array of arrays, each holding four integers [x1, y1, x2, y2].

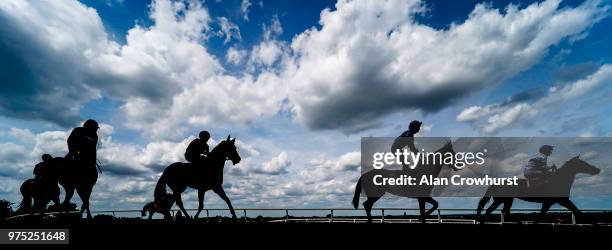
[[418, 198, 429, 223], [213, 187, 236, 219], [485, 199, 503, 216], [172, 191, 190, 219], [535, 201, 553, 224], [363, 196, 380, 223], [501, 198, 514, 223]]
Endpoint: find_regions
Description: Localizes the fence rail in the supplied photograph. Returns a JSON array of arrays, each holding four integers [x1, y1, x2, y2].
[[6, 207, 612, 225]]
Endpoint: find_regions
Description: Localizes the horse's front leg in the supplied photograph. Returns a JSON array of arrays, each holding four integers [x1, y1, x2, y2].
[[423, 197, 439, 216], [213, 187, 236, 219], [194, 189, 205, 219], [62, 186, 75, 213], [558, 199, 584, 224]]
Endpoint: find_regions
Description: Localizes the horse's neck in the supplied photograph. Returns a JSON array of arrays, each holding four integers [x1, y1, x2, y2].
[[552, 164, 577, 191], [208, 150, 226, 169]]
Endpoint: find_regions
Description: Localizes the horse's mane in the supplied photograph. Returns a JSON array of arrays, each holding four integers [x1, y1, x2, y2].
[[210, 140, 229, 155]]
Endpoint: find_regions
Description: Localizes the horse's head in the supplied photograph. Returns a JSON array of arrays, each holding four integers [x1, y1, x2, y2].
[[564, 155, 600, 175], [219, 135, 241, 165]]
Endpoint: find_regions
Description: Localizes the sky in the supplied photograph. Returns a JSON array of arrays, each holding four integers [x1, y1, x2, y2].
[[1, 0, 612, 215]]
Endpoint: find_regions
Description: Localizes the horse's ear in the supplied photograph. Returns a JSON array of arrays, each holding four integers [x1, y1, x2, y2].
[[231, 138, 236, 143], [227, 134, 231, 141]]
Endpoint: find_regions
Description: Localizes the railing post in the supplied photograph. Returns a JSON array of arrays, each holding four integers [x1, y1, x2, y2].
[[381, 209, 385, 223], [437, 209, 441, 223], [330, 209, 334, 223], [571, 212, 576, 225], [206, 209, 209, 219], [500, 212, 505, 224], [243, 209, 247, 221], [285, 209, 289, 223]]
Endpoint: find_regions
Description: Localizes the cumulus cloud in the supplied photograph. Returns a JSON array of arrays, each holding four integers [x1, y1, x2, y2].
[[284, 0, 609, 133], [226, 46, 248, 65], [0, 0, 110, 126], [253, 151, 290, 175], [2, 0, 608, 138], [457, 64, 612, 134]]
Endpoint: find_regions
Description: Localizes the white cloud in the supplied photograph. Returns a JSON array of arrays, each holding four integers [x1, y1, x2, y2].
[[253, 151, 290, 175], [2, 0, 608, 138], [457, 64, 612, 134], [241, 0, 252, 21], [284, 0, 609, 133], [226, 46, 248, 65], [216, 17, 241, 44], [8, 128, 35, 143], [263, 15, 283, 40]]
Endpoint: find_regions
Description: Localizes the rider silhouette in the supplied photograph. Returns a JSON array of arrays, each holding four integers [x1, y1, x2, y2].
[[524, 145, 556, 188], [34, 154, 60, 184], [33, 154, 61, 202], [391, 120, 422, 154], [66, 119, 99, 162], [185, 131, 210, 167]]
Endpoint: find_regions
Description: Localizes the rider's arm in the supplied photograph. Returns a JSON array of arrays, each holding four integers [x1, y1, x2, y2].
[[202, 144, 209, 156], [67, 128, 80, 155], [407, 137, 418, 154]]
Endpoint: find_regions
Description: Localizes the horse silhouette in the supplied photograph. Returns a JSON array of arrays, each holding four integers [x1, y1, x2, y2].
[[476, 155, 600, 223], [142, 193, 175, 219], [154, 135, 241, 219], [352, 141, 457, 223]]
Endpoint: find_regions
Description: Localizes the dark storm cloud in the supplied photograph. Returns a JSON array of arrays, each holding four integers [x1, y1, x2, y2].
[[0, 15, 90, 126]]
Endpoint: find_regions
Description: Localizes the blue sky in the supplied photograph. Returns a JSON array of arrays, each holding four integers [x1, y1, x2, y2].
[[1, 0, 612, 213]]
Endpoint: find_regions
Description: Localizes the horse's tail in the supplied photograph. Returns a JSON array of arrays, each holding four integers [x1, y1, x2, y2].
[[352, 176, 363, 209], [476, 186, 493, 216], [17, 179, 34, 214], [154, 168, 170, 204]]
